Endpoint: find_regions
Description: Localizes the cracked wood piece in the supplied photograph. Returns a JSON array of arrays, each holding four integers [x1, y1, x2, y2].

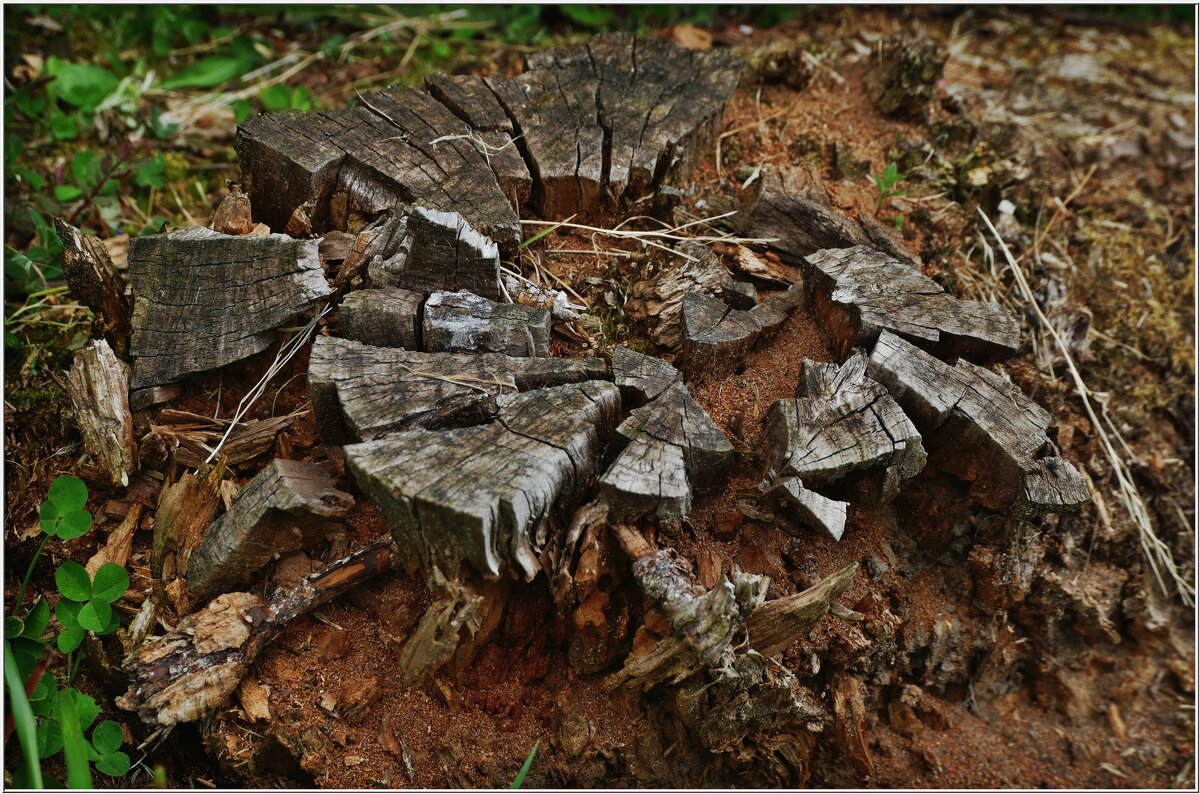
[[338, 287, 423, 349], [236, 86, 520, 251], [746, 562, 858, 658], [765, 353, 926, 493], [804, 245, 1020, 362], [67, 339, 136, 487], [767, 478, 848, 541], [868, 330, 1089, 513], [735, 165, 914, 265], [422, 291, 551, 357], [150, 412, 297, 470], [118, 539, 393, 729], [645, 240, 728, 350], [308, 336, 608, 444], [335, 213, 409, 289], [397, 567, 482, 684], [210, 182, 255, 235], [599, 382, 733, 521], [127, 227, 330, 390], [55, 219, 131, 356], [186, 460, 354, 599], [423, 72, 532, 210], [721, 277, 758, 310], [611, 346, 681, 407], [367, 207, 501, 300], [345, 381, 621, 581], [679, 280, 806, 381]]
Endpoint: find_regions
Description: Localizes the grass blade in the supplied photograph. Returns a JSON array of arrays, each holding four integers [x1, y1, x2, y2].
[[510, 740, 539, 789], [518, 215, 575, 250], [58, 688, 93, 789], [4, 640, 44, 789]]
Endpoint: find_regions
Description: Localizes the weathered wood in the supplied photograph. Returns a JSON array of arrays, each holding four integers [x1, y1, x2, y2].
[[210, 182, 255, 235], [868, 330, 1089, 513], [611, 345, 681, 407], [152, 466, 225, 615], [644, 239, 727, 350], [746, 562, 858, 658], [236, 85, 520, 251], [366, 206, 502, 300], [118, 539, 394, 729], [804, 245, 1020, 362], [865, 33, 946, 116], [335, 213, 409, 290], [721, 276, 758, 310], [148, 411, 298, 469], [186, 460, 354, 599], [765, 353, 926, 498], [127, 227, 330, 390], [397, 567, 482, 684], [308, 336, 608, 444], [422, 291, 551, 357], [679, 280, 806, 381], [67, 339, 136, 487], [599, 382, 733, 521], [55, 219, 131, 356], [345, 381, 621, 581], [338, 287, 423, 349], [767, 478, 848, 541]]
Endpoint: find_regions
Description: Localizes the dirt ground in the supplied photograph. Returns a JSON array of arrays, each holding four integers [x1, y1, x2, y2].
[[4, 6, 1195, 789]]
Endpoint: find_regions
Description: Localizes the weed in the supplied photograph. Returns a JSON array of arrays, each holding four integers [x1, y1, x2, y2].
[[870, 162, 907, 229], [510, 740, 539, 788]]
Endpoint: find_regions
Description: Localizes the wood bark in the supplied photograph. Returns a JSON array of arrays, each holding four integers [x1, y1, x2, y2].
[[151, 466, 225, 614], [746, 562, 858, 657], [337, 287, 423, 349], [611, 345, 681, 408], [422, 291, 552, 357], [868, 329, 1089, 513], [680, 280, 807, 381], [127, 227, 330, 390], [344, 381, 620, 581], [186, 460, 354, 599], [366, 207, 502, 300], [308, 336, 608, 444], [55, 219, 131, 356], [66, 339, 136, 487]]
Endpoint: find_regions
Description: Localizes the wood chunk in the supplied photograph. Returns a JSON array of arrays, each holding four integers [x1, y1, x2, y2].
[[308, 336, 608, 444], [679, 281, 805, 381], [721, 277, 758, 310], [339, 288, 423, 349], [210, 182, 255, 235], [611, 346, 681, 407], [336, 214, 409, 289], [237, 677, 272, 723], [367, 207, 501, 300], [422, 291, 551, 357], [236, 86, 520, 251], [186, 460, 353, 599], [646, 240, 728, 350], [152, 466, 225, 615], [746, 562, 858, 658], [398, 568, 482, 684], [767, 478, 848, 541], [868, 330, 1089, 513], [735, 165, 914, 266], [804, 246, 1020, 362], [55, 219, 131, 355], [127, 227, 330, 390], [67, 339, 136, 487], [149, 411, 298, 469], [765, 353, 926, 495], [345, 381, 620, 580]]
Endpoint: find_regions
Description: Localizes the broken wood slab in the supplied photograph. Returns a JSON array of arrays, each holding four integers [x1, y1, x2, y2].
[[186, 460, 353, 599], [210, 181, 256, 235], [397, 567, 482, 684], [765, 353, 926, 501], [127, 227, 330, 390], [366, 207, 502, 300], [868, 330, 1089, 513], [118, 538, 394, 728], [422, 291, 551, 357], [337, 287, 423, 349], [236, 85, 520, 251], [55, 219, 131, 356], [803, 245, 1020, 362], [67, 339, 136, 487], [152, 465, 225, 615], [766, 478, 848, 541], [599, 382, 733, 522], [746, 562, 858, 657], [611, 346, 681, 408], [308, 336, 608, 444], [345, 381, 621, 581], [644, 240, 728, 350], [148, 410, 299, 470], [679, 280, 807, 381]]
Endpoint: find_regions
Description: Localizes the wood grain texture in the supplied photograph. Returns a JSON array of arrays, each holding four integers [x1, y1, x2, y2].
[[56, 219, 131, 356], [611, 345, 681, 407], [366, 206, 502, 300], [67, 339, 136, 487], [422, 291, 551, 357], [338, 287, 423, 349], [680, 280, 807, 381], [646, 240, 728, 350], [767, 477, 849, 541]]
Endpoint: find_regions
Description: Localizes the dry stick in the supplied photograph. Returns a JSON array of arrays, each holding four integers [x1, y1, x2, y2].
[[979, 208, 1193, 606]]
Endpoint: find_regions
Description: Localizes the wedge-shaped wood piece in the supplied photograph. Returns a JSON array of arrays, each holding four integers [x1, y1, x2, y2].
[[127, 227, 330, 390], [423, 72, 532, 210], [746, 562, 858, 658], [236, 85, 520, 251], [338, 287, 423, 349], [611, 346, 681, 407], [422, 291, 551, 357], [680, 281, 807, 381], [397, 566, 482, 684], [56, 219, 130, 355], [646, 240, 728, 350], [766, 353, 926, 497], [599, 382, 733, 521], [804, 245, 1020, 362], [767, 478, 848, 541], [366, 207, 502, 300], [308, 336, 608, 444], [67, 339, 136, 487], [345, 381, 620, 581], [186, 460, 354, 599], [868, 330, 1089, 513]]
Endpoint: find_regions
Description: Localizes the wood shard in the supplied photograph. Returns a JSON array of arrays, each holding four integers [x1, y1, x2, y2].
[[646, 240, 728, 351], [338, 288, 423, 349], [611, 346, 682, 407], [422, 291, 551, 357], [680, 280, 807, 381], [398, 568, 483, 684], [367, 207, 502, 300], [345, 381, 620, 580], [868, 330, 1089, 513], [67, 339, 136, 487], [804, 245, 1020, 362], [128, 227, 330, 389], [308, 336, 608, 444], [210, 182, 255, 235], [767, 478, 848, 541], [55, 218, 131, 355], [187, 460, 353, 599], [237, 677, 272, 723], [149, 411, 297, 470], [746, 562, 858, 658]]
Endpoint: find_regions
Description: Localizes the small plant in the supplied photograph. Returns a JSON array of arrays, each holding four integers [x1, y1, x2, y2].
[[870, 162, 907, 230], [510, 741, 539, 789]]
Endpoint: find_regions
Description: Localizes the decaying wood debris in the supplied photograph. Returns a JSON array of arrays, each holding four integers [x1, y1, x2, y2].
[[147, 410, 299, 469], [336, 287, 423, 349], [55, 219, 131, 356], [611, 345, 682, 407], [681, 280, 806, 380], [422, 291, 551, 357], [644, 240, 729, 350], [365, 207, 502, 300], [66, 339, 136, 487]]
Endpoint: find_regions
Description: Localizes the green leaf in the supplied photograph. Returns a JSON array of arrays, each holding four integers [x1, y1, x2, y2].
[[56, 508, 93, 540], [30, 668, 57, 705], [55, 184, 85, 202], [91, 720, 123, 755], [70, 150, 103, 189], [232, 99, 254, 125], [48, 475, 89, 510], [560, 5, 615, 29], [510, 740, 539, 789], [103, 610, 121, 634], [53, 62, 119, 112], [55, 561, 92, 601], [160, 55, 252, 90], [59, 687, 95, 789], [133, 156, 165, 190], [55, 598, 83, 629], [57, 627, 85, 653], [77, 599, 112, 633], [5, 615, 23, 639], [91, 563, 129, 604], [23, 598, 51, 638], [6, 641, 45, 788], [258, 84, 293, 113], [96, 751, 131, 777]]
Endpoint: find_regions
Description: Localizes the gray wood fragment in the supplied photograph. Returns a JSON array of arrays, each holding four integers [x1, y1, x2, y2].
[[367, 207, 501, 300], [56, 219, 131, 356], [67, 339, 136, 487], [611, 346, 682, 407], [338, 288, 423, 349], [767, 478, 848, 541], [422, 291, 551, 357], [680, 280, 807, 381], [646, 240, 728, 350]]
